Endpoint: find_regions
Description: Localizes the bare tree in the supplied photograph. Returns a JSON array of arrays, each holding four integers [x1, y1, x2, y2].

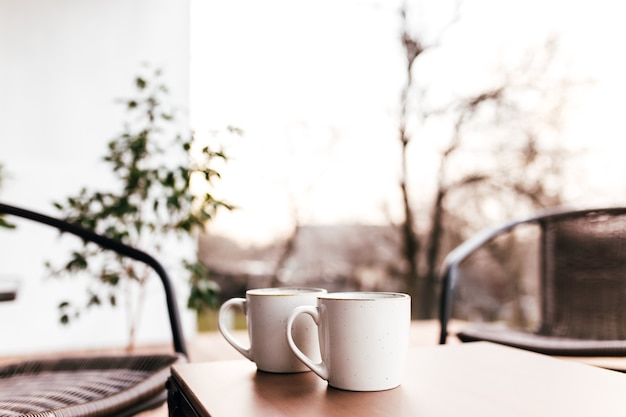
[[395, 2, 574, 319]]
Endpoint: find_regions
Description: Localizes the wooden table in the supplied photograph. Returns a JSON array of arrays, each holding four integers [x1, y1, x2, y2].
[[168, 341, 626, 417]]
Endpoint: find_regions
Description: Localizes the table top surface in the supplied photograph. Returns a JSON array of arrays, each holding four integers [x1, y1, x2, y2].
[[170, 341, 626, 417]]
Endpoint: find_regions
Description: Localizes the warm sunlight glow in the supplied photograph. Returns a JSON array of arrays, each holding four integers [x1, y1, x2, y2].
[[190, 0, 626, 245]]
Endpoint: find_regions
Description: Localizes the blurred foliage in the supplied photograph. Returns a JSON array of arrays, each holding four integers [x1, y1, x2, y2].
[[197, 306, 247, 332], [46, 67, 238, 337]]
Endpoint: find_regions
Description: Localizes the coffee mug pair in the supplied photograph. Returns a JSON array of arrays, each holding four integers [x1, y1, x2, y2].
[[218, 287, 411, 392]]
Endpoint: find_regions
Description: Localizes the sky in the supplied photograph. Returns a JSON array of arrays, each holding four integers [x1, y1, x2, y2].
[[191, 0, 626, 246]]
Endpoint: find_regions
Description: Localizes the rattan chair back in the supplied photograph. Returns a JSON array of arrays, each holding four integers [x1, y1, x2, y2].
[[438, 207, 626, 360], [540, 211, 626, 340]]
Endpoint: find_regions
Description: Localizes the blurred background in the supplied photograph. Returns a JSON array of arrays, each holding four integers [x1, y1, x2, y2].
[[1, 0, 625, 355]]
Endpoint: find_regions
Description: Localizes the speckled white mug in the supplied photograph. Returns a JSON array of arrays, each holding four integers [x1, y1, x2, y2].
[[286, 292, 411, 391], [218, 287, 326, 373]]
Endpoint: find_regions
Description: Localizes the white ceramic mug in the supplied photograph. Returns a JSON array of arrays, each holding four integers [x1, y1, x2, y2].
[[286, 292, 411, 391], [218, 287, 327, 373]]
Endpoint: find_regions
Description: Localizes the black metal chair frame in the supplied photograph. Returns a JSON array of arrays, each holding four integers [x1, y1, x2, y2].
[[438, 206, 626, 358], [0, 201, 188, 417]]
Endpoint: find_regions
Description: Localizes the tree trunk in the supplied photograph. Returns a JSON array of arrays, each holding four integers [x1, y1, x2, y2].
[[421, 189, 446, 319], [400, 180, 421, 319]]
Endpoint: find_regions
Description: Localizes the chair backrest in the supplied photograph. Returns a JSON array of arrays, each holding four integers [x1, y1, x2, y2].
[[538, 209, 626, 340], [439, 206, 626, 344], [0, 201, 188, 356]]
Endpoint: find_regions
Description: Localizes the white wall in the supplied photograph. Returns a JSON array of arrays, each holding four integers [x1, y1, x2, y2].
[[0, 0, 194, 355]]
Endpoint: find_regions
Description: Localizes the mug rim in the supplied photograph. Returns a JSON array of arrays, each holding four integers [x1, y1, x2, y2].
[[246, 287, 328, 296], [318, 291, 410, 301]]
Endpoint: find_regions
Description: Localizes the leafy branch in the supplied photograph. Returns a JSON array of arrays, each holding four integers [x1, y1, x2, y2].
[[46, 67, 238, 347]]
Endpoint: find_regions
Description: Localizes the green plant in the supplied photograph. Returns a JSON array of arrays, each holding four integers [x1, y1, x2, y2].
[[47, 67, 238, 347]]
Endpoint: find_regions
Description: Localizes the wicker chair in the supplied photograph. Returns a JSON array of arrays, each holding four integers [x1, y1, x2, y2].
[[0, 202, 188, 417], [438, 207, 626, 363]]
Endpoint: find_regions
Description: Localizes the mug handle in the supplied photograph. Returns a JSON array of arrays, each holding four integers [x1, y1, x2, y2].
[[286, 305, 328, 380], [218, 298, 253, 361]]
